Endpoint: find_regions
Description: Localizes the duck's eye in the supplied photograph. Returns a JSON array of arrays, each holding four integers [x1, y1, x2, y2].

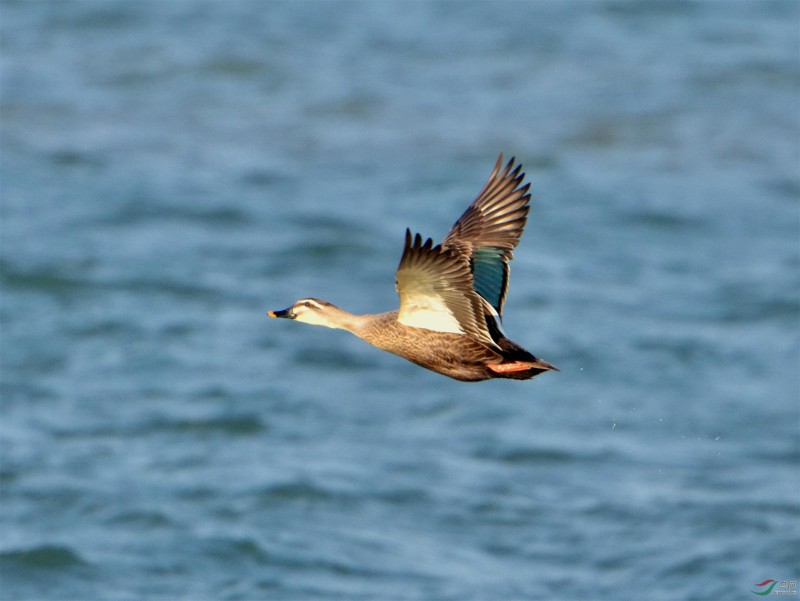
[[302, 301, 312, 308]]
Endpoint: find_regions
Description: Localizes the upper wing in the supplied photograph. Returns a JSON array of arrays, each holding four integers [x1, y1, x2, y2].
[[395, 229, 498, 348], [442, 154, 531, 316]]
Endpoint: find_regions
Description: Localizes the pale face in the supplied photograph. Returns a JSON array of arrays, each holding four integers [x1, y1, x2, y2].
[[268, 298, 336, 327], [290, 298, 330, 325]]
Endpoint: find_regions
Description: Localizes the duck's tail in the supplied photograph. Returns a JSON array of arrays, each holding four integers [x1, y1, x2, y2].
[[487, 337, 559, 380]]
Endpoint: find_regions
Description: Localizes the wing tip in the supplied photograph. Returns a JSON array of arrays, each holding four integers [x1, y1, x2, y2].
[[404, 228, 438, 257], [495, 152, 504, 173]]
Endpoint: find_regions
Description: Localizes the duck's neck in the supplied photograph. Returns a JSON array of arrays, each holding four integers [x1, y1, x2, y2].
[[319, 305, 368, 335]]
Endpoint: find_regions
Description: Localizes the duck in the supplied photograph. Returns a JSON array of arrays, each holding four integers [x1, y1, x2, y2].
[[268, 154, 558, 382]]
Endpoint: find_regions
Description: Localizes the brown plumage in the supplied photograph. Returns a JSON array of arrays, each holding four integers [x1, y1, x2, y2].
[[268, 154, 558, 382]]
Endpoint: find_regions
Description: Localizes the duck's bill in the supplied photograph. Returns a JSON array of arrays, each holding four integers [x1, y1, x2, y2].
[[267, 307, 295, 319]]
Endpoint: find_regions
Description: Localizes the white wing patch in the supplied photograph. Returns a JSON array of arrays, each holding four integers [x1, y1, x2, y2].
[[395, 230, 495, 344], [397, 297, 465, 334]]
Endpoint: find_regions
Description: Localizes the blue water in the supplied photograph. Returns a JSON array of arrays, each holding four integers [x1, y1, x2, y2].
[[1, 1, 798, 600]]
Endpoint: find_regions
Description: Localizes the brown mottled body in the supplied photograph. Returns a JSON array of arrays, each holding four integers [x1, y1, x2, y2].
[[353, 311, 551, 382]]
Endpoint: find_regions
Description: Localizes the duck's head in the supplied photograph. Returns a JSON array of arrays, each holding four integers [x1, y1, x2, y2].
[[267, 298, 343, 328]]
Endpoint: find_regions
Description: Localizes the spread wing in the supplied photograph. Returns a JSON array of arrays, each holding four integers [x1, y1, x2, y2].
[[442, 154, 531, 316], [395, 229, 498, 348]]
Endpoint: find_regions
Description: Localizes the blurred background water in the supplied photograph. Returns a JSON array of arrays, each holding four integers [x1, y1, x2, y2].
[[1, 1, 798, 600]]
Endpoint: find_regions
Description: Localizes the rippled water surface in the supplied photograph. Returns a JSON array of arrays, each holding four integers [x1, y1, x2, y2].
[[2, 2, 798, 600]]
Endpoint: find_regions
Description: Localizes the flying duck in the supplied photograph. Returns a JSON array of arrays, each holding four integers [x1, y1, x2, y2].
[[268, 154, 557, 382]]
